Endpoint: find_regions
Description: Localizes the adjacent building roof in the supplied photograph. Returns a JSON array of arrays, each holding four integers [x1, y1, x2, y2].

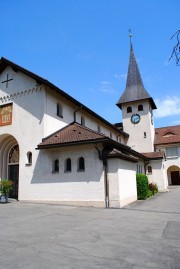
[[142, 151, 165, 160], [103, 147, 139, 163], [0, 57, 128, 138], [155, 125, 180, 145], [116, 41, 157, 109]]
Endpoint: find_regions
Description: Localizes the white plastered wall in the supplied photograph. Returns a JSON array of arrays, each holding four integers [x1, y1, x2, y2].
[[108, 158, 137, 208], [121, 100, 155, 152], [146, 159, 168, 192], [20, 144, 106, 207]]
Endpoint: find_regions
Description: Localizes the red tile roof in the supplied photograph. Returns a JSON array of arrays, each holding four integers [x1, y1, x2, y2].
[[105, 148, 139, 163], [142, 151, 165, 159], [37, 122, 109, 148], [155, 125, 180, 145]]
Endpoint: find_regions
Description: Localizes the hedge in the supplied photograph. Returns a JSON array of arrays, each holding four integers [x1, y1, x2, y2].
[[136, 173, 149, 200]]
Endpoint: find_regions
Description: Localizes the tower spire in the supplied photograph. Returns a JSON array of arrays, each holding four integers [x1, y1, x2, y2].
[[116, 37, 157, 110]]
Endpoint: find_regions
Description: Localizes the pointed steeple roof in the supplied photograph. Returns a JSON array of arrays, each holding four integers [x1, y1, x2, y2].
[[116, 39, 157, 109]]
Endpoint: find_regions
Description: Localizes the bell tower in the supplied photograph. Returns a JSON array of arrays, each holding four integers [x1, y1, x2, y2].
[[116, 36, 157, 153]]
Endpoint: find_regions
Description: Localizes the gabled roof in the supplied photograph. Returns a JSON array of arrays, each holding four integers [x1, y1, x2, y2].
[[37, 122, 148, 162], [0, 57, 128, 138], [155, 125, 180, 145], [116, 42, 157, 109], [37, 122, 110, 149]]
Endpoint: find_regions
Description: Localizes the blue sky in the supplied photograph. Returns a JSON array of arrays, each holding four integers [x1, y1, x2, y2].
[[0, 0, 180, 128]]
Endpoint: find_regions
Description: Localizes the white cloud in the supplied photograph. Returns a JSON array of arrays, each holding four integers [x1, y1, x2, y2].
[[171, 120, 180, 125], [114, 73, 127, 80], [77, 53, 91, 60], [99, 81, 117, 95], [154, 96, 180, 118]]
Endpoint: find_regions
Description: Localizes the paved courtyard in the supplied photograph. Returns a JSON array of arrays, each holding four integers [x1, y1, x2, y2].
[[0, 187, 180, 269]]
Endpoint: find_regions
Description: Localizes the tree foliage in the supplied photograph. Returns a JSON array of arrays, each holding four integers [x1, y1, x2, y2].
[[169, 30, 180, 66]]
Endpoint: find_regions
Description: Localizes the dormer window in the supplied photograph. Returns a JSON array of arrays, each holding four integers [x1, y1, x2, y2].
[[138, 104, 143, 111], [127, 106, 132, 113], [57, 103, 63, 117]]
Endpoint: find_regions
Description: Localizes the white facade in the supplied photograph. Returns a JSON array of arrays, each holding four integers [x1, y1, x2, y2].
[[155, 144, 180, 186], [0, 50, 179, 208], [122, 100, 155, 152], [0, 63, 138, 208], [108, 159, 137, 208]]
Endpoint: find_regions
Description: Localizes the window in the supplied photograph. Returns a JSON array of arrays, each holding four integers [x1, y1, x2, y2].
[[110, 132, 112, 139], [144, 132, 146, 138], [26, 151, 32, 165], [166, 147, 178, 158], [127, 106, 132, 113], [57, 103, 63, 117], [81, 116, 85, 126], [9, 145, 19, 163], [147, 166, 152, 173], [138, 104, 143, 111], [65, 158, 71, 172], [78, 157, 85, 171], [53, 159, 59, 172], [136, 164, 143, 174], [98, 125, 101, 133]]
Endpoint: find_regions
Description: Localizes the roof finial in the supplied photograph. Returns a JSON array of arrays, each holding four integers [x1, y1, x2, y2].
[[129, 28, 132, 40]]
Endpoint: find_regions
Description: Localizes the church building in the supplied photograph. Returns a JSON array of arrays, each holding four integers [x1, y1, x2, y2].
[[0, 40, 179, 208]]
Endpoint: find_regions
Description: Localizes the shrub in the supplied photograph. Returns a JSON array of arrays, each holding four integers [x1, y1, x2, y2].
[[136, 174, 149, 200], [149, 183, 158, 194], [0, 179, 13, 196], [147, 189, 153, 198]]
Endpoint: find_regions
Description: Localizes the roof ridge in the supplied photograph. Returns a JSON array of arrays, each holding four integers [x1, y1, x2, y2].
[[155, 125, 180, 130], [0, 57, 129, 137]]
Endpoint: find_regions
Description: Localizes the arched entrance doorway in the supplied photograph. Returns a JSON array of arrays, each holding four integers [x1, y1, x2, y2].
[[167, 166, 180, 185], [0, 134, 19, 199], [8, 144, 19, 198]]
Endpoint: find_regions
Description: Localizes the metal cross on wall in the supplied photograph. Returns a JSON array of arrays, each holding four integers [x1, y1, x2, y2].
[[1, 74, 13, 88]]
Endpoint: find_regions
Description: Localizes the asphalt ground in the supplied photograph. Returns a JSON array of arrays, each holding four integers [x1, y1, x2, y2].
[[0, 186, 180, 269]]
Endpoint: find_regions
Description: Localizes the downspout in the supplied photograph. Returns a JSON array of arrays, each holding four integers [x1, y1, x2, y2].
[[74, 105, 82, 122], [144, 161, 150, 175], [95, 145, 109, 208]]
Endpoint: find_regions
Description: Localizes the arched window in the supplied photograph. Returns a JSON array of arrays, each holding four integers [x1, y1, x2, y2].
[[65, 158, 71, 172], [81, 116, 85, 126], [54, 159, 59, 172], [57, 103, 63, 117], [138, 104, 143, 111], [9, 145, 19, 163], [127, 106, 132, 113], [147, 166, 152, 173], [98, 125, 101, 133], [26, 151, 32, 165], [78, 157, 85, 171]]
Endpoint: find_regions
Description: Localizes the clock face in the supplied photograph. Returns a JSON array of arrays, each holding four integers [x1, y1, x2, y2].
[[131, 114, 141, 124]]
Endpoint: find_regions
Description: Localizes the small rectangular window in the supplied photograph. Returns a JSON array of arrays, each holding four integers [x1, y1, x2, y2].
[[166, 147, 178, 158]]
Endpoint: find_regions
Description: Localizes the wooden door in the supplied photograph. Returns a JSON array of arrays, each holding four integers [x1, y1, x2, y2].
[[171, 171, 180, 185], [8, 164, 19, 199]]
